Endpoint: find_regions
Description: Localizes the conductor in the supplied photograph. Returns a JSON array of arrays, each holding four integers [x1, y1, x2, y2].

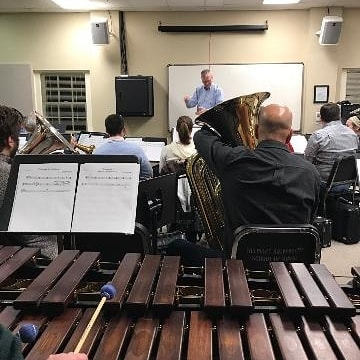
[[184, 69, 224, 115]]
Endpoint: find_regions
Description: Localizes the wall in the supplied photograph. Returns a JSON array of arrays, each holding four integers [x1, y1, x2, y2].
[[0, 8, 359, 137]]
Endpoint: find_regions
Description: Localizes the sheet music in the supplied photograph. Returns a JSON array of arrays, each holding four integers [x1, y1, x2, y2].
[[142, 142, 165, 162], [71, 162, 140, 234], [18, 134, 27, 149], [8, 163, 78, 232], [172, 125, 201, 143], [125, 137, 142, 143], [125, 138, 164, 161], [290, 134, 308, 154]]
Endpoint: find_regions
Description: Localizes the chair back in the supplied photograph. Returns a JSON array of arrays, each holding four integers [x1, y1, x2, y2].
[[326, 155, 357, 188], [231, 224, 321, 270], [321, 155, 358, 215]]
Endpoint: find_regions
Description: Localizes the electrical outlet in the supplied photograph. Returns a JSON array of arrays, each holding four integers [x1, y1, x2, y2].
[[315, 111, 321, 123]]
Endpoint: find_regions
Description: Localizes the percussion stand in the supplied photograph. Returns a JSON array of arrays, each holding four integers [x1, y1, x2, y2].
[[147, 196, 162, 253]]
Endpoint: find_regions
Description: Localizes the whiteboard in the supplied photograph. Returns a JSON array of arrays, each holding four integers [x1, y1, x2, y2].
[[168, 63, 304, 131]]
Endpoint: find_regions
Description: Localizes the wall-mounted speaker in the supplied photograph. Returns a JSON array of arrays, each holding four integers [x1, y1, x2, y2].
[[319, 16, 343, 45], [115, 76, 154, 117], [91, 20, 109, 45]]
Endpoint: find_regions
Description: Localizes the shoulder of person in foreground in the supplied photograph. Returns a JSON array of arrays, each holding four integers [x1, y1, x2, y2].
[[0, 323, 23, 360]]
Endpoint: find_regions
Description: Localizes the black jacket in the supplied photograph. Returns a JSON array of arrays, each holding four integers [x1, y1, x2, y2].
[[194, 127, 321, 255]]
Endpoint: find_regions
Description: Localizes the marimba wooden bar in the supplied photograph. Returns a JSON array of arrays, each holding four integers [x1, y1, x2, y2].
[[1, 306, 359, 360], [0, 247, 356, 317], [0, 246, 359, 359]]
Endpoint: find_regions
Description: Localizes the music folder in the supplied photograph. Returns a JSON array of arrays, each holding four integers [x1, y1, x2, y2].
[[0, 154, 139, 234]]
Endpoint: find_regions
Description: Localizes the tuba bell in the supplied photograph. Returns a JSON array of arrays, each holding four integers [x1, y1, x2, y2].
[[186, 92, 270, 251]]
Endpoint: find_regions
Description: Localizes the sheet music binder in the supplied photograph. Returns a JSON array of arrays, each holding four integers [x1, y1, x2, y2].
[[0, 154, 139, 234]]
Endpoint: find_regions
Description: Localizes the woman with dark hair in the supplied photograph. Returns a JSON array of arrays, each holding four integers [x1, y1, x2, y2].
[[159, 115, 196, 174]]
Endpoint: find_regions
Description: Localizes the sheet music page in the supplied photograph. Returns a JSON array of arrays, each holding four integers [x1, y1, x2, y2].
[[290, 134, 308, 154], [18, 135, 27, 149], [172, 125, 201, 142], [143, 142, 165, 162], [71, 162, 140, 234], [125, 137, 142, 143], [8, 163, 78, 232]]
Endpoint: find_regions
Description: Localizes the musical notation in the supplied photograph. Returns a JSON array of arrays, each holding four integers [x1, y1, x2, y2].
[[8, 162, 140, 234], [9, 163, 78, 232], [71, 163, 140, 234]]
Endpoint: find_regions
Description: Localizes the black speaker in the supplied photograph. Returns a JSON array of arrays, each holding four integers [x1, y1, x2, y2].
[[115, 76, 154, 117]]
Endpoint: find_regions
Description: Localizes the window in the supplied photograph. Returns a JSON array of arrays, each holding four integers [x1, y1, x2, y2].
[[345, 70, 360, 104], [41, 73, 87, 133]]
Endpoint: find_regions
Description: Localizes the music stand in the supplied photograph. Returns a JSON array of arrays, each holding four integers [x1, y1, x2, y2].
[[136, 173, 177, 252], [0, 154, 138, 233]]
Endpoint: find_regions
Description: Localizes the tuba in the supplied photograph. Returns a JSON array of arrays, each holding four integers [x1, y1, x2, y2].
[[186, 92, 270, 251], [18, 111, 94, 155]]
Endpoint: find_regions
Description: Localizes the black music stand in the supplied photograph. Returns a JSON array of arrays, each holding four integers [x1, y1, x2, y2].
[[76, 131, 109, 142], [0, 154, 141, 260], [136, 173, 177, 252], [142, 137, 167, 145]]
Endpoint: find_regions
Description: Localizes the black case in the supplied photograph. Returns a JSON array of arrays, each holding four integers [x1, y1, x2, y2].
[[313, 216, 332, 248], [327, 197, 360, 244]]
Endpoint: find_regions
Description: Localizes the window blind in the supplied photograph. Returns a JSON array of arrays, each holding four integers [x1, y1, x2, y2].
[[41, 73, 87, 133]]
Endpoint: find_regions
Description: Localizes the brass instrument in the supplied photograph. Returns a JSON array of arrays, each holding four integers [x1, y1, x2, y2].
[[19, 111, 76, 154], [74, 143, 95, 154], [18, 111, 95, 155], [186, 92, 270, 251]]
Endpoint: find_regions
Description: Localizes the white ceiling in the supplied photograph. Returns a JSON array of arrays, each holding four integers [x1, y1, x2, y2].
[[1, 0, 360, 13]]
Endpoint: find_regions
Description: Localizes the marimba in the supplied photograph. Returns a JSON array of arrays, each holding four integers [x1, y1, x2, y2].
[[0, 246, 359, 359], [1, 306, 360, 359]]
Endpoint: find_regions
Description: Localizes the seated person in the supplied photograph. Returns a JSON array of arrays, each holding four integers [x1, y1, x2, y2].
[[93, 114, 153, 181], [304, 102, 359, 183], [159, 115, 196, 174], [0, 106, 58, 259], [160, 115, 197, 212], [167, 104, 321, 265], [346, 115, 360, 151]]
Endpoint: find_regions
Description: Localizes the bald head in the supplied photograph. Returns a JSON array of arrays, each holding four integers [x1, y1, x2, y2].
[[256, 104, 293, 143]]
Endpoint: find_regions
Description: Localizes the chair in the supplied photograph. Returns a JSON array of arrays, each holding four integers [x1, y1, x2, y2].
[[231, 224, 321, 270], [320, 155, 358, 216], [160, 160, 202, 242]]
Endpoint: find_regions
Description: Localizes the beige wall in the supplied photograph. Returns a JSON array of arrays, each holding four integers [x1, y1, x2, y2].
[[0, 8, 359, 137]]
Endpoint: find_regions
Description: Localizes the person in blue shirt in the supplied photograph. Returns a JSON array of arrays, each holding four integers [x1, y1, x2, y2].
[[184, 69, 224, 115], [93, 114, 153, 181]]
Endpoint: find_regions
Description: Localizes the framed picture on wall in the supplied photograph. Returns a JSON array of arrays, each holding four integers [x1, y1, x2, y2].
[[314, 85, 329, 103]]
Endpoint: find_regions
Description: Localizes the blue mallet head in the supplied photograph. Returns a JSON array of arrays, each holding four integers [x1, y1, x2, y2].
[[18, 323, 39, 343], [100, 283, 116, 300]]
